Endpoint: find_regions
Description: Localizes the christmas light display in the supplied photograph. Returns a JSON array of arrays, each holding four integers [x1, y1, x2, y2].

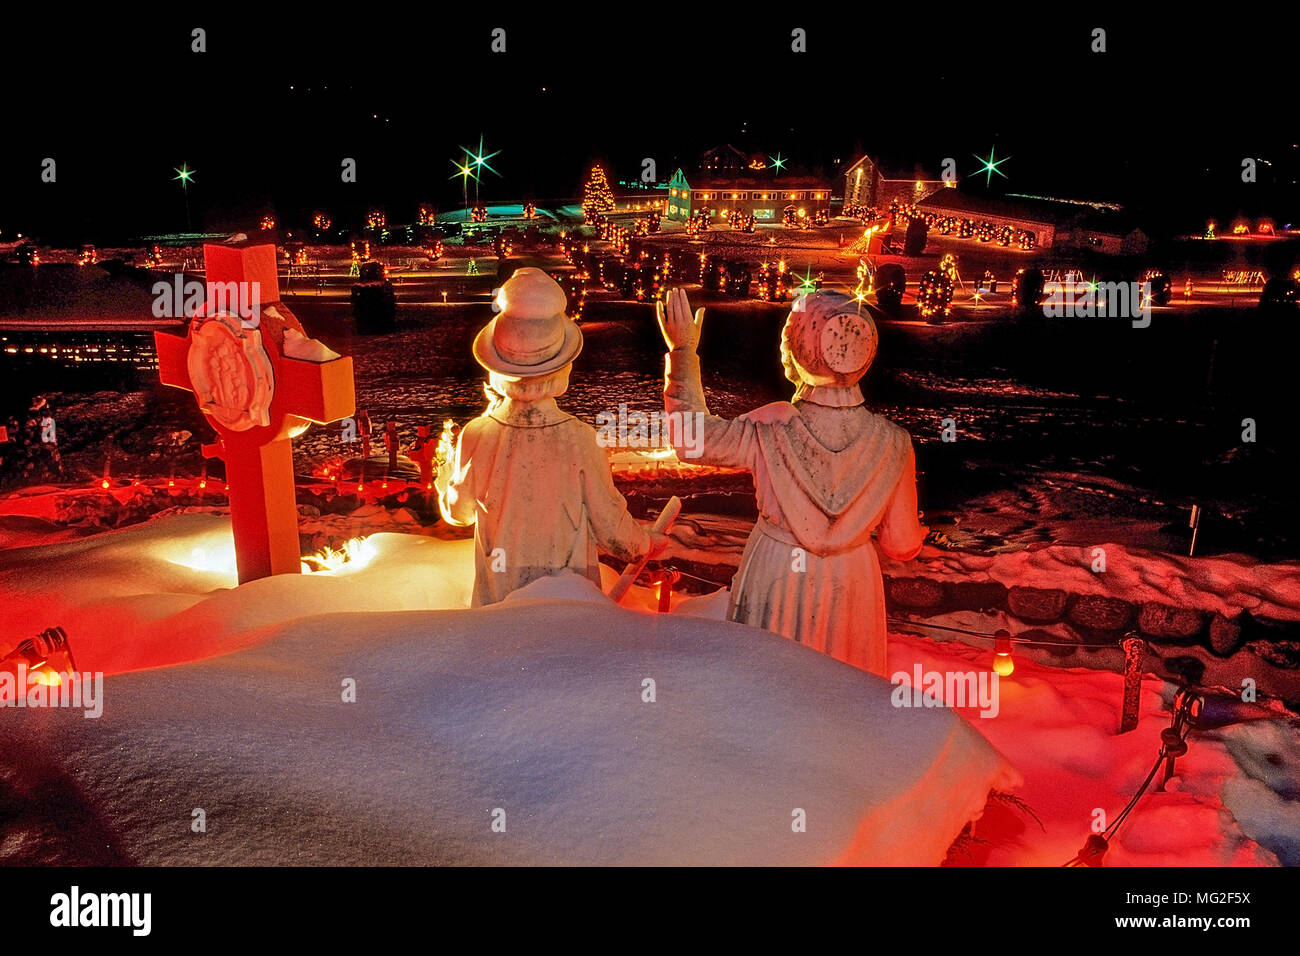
[[313, 212, 332, 233], [552, 269, 587, 321], [917, 271, 953, 318], [366, 210, 386, 231], [260, 215, 276, 231], [523, 202, 537, 220], [418, 205, 436, 226], [854, 258, 874, 299], [972, 146, 1011, 186], [756, 260, 789, 302], [582, 165, 616, 222], [918, 254, 958, 320], [1142, 269, 1172, 305], [471, 204, 488, 223], [1013, 266, 1045, 310], [794, 267, 821, 295]]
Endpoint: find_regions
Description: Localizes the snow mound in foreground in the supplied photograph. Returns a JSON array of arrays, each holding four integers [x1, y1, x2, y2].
[[0, 513, 1018, 865]]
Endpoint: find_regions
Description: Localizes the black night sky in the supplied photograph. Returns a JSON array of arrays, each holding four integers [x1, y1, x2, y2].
[[1, 9, 1295, 244]]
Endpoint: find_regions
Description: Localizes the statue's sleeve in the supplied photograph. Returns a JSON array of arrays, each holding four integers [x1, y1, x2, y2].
[[438, 422, 480, 528], [877, 437, 927, 561], [663, 348, 761, 469], [579, 437, 651, 563]]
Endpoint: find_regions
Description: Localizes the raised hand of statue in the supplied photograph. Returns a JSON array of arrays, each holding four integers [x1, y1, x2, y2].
[[656, 287, 705, 353]]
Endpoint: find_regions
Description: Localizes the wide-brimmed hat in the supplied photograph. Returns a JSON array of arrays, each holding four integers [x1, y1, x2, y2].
[[783, 292, 879, 387], [472, 267, 583, 379]]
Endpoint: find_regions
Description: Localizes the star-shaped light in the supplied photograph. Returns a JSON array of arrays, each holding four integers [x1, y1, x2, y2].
[[450, 157, 479, 184], [971, 148, 1010, 187], [462, 135, 501, 178], [173, 164, 196, 185], [797, 266, 817, 293], [769, 152, 787, 175]]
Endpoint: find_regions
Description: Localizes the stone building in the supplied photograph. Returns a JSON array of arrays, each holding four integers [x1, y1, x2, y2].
[[843, 154, 946, 210]]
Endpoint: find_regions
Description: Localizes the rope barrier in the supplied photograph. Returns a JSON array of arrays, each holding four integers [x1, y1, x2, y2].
[[1061, 688, 1203, 866], [886, 617, 1144, 651]]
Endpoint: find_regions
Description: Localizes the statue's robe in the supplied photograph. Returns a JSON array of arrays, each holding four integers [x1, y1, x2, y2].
[[440, 396, 649, 607], [665, 349, 925, 676]]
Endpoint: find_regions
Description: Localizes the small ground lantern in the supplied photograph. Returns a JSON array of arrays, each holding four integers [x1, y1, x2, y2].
[[992, 629, 1014, 677], [155, 243, 355, 583], [1, 626, 77, 680]]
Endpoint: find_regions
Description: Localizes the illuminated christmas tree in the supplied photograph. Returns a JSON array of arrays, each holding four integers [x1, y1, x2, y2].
[[917, 269, 955, 320], [582, 165, 616, 221]]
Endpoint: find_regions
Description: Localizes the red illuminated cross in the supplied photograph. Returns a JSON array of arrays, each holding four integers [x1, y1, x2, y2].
[[155, 243, 355, 583]]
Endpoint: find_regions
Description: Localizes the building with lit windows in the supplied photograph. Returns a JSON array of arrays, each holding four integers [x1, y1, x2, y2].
[[915, 191, 1144, 253], [843, 154, 946, 210], [665, 168, 832, 224]]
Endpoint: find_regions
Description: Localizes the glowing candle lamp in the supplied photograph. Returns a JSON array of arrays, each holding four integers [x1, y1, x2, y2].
[[993, 629, 1015, 677]]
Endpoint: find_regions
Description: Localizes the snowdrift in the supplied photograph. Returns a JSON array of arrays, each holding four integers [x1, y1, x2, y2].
[[0, 514, 1018, 865]]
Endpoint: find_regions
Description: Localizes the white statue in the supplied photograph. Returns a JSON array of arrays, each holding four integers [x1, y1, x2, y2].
[[439, 268, 665, 606], [658, 288, 927, 675]]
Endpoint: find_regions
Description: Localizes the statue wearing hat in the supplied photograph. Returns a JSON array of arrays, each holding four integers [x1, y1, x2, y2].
[[657, 288, 927, 676], [438, 267, 664, 606]]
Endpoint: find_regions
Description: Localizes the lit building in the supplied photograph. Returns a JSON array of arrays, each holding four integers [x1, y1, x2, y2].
[[699, 144, 753, 175], [843, 154, 945, 209], [666, 168, 832, 224], [915, 191, 1143, 253]]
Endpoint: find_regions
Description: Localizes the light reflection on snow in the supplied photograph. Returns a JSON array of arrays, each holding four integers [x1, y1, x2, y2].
[[300, 536, 378, 574], [178, 545, 238, 576]]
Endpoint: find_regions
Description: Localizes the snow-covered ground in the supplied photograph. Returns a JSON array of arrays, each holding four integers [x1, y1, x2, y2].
[[1, 513, 1295, 866], [1, 514, 1014, 866]]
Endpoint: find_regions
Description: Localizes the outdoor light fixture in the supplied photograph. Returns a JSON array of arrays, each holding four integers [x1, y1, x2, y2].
[[992, 629, 1014, 677], [0, 626, 77, 679]]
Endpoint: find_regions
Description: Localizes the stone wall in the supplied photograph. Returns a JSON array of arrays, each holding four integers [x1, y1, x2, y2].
[[884, 573, 1300, 708]]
